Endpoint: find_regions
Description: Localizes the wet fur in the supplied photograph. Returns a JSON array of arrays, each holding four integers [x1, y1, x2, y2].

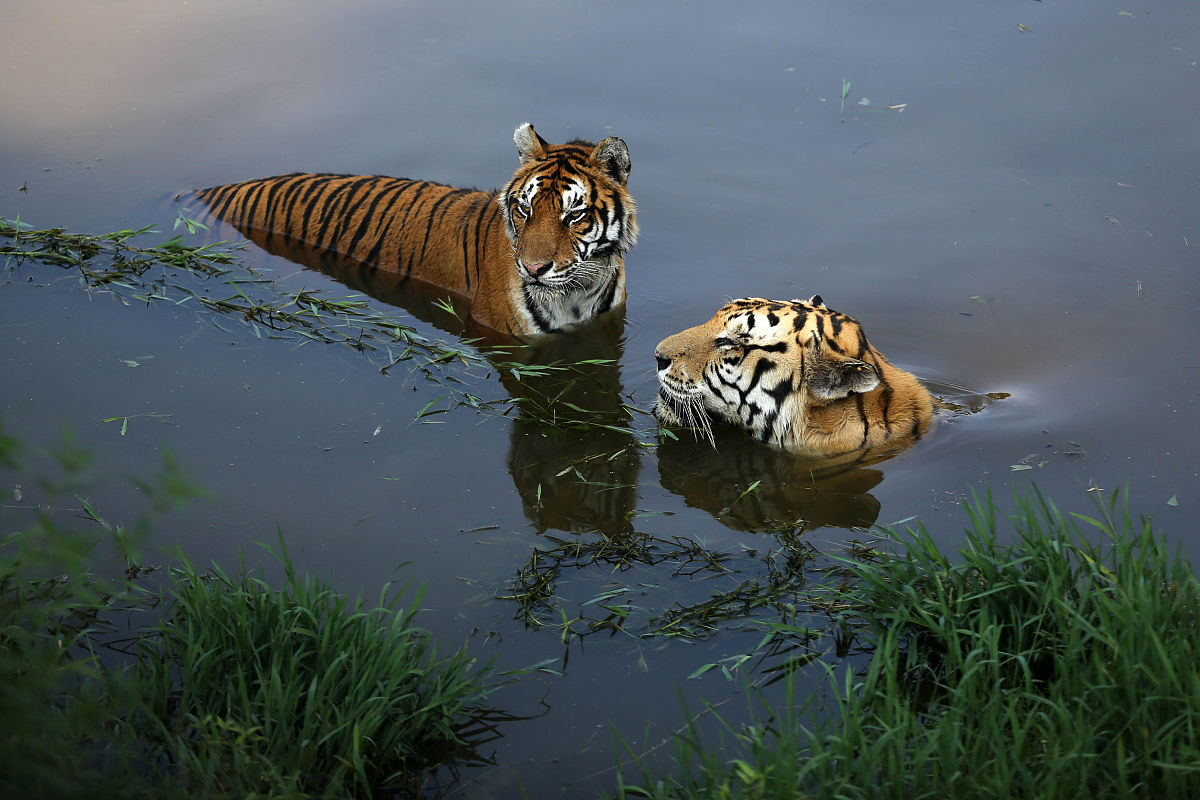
[[195, 123, 638, 337], [653, 297, 933, 457]]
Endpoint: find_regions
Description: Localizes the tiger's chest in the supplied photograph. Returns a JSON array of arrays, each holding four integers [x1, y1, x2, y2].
[[516, 258, 625, 333]]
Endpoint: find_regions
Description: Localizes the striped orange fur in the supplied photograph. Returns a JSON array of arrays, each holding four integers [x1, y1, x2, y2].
[[653, 297, 934, 458], [195, 123, 637, 336]]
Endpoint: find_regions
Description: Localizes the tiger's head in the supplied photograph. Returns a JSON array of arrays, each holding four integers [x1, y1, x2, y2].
[[500, 123, 638, 297], [653, 297, 934, 458]]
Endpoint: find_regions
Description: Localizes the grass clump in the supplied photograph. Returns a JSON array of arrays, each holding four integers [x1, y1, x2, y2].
[[0, 422, 501, 798], [138, 539, 498, 798], [616, 487, 1200, 799], [0, 425, 185, 800]]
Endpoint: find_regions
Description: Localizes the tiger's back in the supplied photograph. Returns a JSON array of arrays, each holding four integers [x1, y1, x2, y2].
[[195, 124, 637, 337], [197, 174, 504, 296]]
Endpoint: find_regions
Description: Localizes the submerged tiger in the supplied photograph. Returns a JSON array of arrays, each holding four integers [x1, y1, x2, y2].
[[195, 123, 638, 336], [653, 297, 934, 458]]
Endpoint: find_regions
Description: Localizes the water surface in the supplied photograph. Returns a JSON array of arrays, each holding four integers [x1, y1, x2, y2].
[[3, 1, 1198, 795]]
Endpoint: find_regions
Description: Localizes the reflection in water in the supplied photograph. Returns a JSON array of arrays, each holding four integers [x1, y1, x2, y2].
[[657, 426, 886, 533], [657, 382, 1010, 534], [205, 217, 483, 339], [200, 216, 641, 536], [499, 314, 640, 536]]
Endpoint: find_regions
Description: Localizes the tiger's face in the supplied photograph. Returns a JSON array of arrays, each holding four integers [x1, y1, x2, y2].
[[500, 123, 638, 296], [653, 297, 933, 457]]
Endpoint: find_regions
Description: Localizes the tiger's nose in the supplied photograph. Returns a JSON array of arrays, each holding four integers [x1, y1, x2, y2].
[[522, 259, 552, 277], [655, 352, 671, 371]]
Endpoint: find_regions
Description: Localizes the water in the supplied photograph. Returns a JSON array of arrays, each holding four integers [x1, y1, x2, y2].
[[3, 0, 1199, 795]]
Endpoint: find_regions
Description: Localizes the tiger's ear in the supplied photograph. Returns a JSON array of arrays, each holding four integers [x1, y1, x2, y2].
[[804, 331, 880, 400], [514, 123, 549, 164], [591, 137, 632, 185]]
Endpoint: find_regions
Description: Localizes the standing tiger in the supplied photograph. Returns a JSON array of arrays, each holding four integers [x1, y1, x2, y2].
[[195, 123, 638, 336], [653, 297, 934, 458]]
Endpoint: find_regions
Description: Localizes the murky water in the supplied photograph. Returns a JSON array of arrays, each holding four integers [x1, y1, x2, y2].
[[3, 0, 1199, 795]]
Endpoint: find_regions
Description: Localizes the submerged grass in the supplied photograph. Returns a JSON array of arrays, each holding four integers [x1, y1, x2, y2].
[[616, 487, 1200, 799]]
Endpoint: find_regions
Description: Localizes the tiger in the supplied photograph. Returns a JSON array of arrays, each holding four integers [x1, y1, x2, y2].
[[653, 296, 934, 459], [194, 123, 638, 337]]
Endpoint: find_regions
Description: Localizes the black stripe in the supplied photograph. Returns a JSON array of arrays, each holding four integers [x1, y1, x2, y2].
[[596, 266, 620, 313], [910, 414, 924, 437], [609, 194, 627, 251], [471, 195, 490, 285], [227, 181, 261, 225], [744, 341, 788, 354], [746, 357, 777, 392], [522, 288, 554, 333], [877, 381, 894, 433], [208, 180, 247, 223], [855, 328, 871, 359], [241, 180, 274, 234], [759, 372, 796, 441], [362, 180, 420, 267], [478, 197, 502, 287], [344, 178, 405, 259], [261, 175, 309, 249], [460, 198, 473, 290], [273, 175, 316, 239], [295, 175, 339, 243], [828, 314, 844, 337], [396, 182, 437, 277], [703, 372, 726, 399], [202, 183, 244, 221], [416, 189, 465, 273], [854, 394, 869, 448], [322, 176, 381, 250], [821, 315, 845, 354], [304, 176, 350, 245]]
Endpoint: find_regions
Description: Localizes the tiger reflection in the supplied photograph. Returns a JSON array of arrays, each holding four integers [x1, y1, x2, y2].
[[655, 426, 888, 533], [191, 218, 640, 536]]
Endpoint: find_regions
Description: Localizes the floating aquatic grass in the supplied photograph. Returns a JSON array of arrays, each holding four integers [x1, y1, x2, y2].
[[0, 216, 494, 371], [614, 487, 1200, 799], [503, 525, 826, 677], [2, 217, 652, 434]]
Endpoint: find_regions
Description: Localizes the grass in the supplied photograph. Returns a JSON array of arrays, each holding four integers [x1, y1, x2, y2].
[[137, 538, 499, 798], [8, 218, 1200, 796], [6, 420, 1200, 798], [614, 487, 1200, 799], [0, 422, 503, 799], [0, 425, 188, 799]]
